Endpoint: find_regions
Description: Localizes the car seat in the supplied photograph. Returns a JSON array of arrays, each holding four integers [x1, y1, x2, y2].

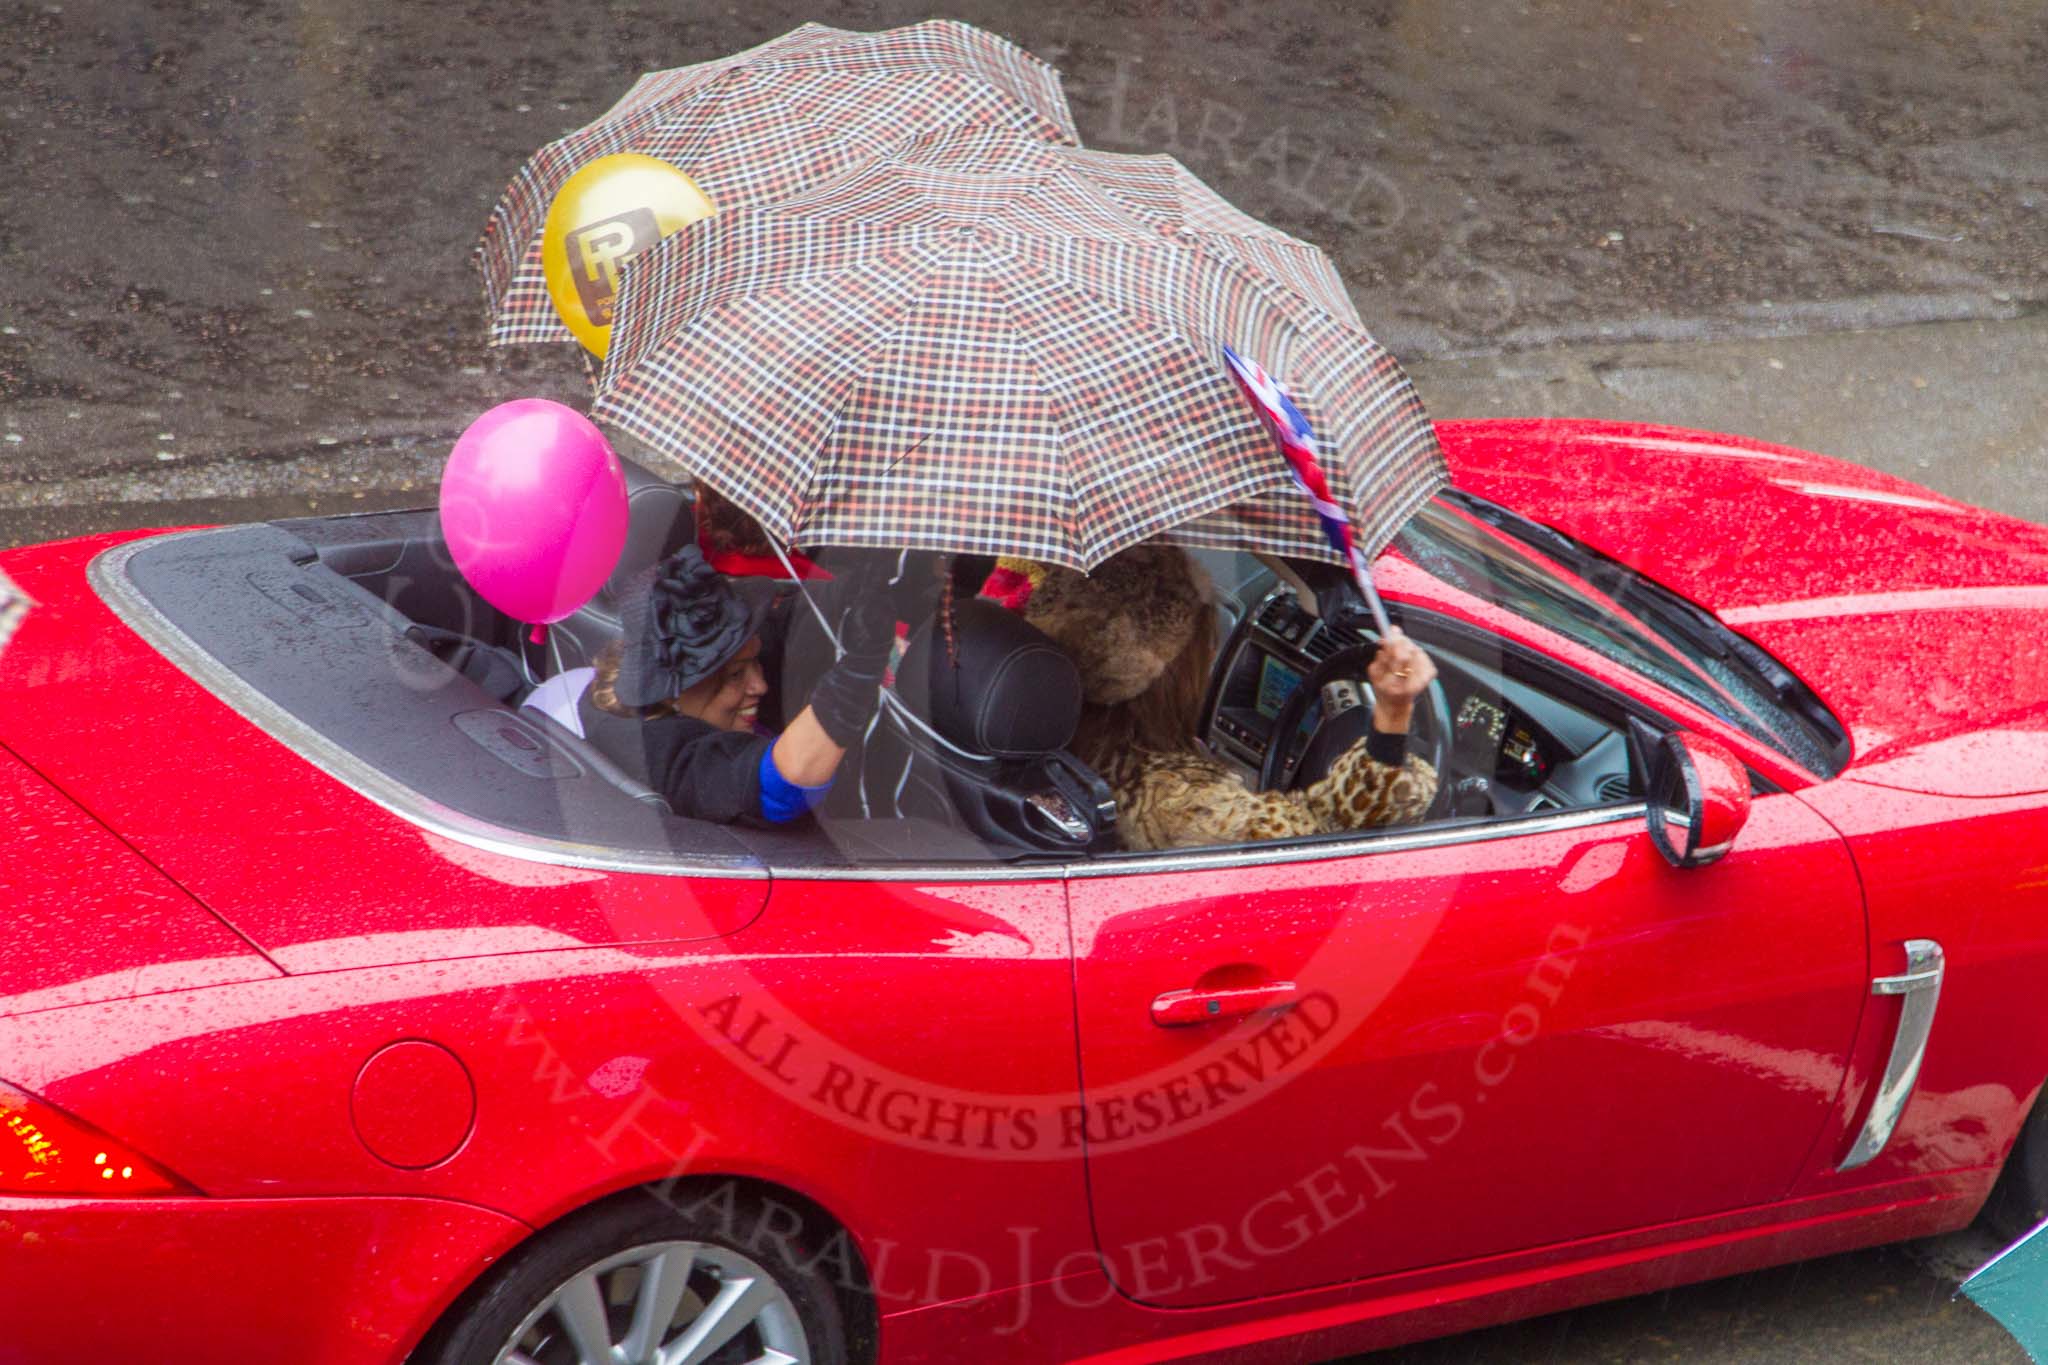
[[843, 597, 1117, 852], [534, 458, 697, 676]]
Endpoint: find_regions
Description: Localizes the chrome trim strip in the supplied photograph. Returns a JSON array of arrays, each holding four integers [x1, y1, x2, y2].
[[89, 534, 768, 882], [768, 859, 1066, 883], [1063, 802, 1648, 878], [1839, 938, 1945, 1171], [766, 804, 1646, 881]]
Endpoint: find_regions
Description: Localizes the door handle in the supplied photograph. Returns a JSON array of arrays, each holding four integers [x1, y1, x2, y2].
[[1151, 981, 1300, 1028]]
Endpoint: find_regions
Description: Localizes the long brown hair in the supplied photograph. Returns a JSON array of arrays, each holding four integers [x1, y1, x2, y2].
[[1068, 604, 1218, 770]]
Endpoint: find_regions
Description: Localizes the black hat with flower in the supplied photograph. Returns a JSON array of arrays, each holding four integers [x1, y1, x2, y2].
[[614, 545, 771, 706]]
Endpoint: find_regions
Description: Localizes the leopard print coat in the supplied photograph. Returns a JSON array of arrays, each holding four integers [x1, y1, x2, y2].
[[1099, 740, 1439, 853]]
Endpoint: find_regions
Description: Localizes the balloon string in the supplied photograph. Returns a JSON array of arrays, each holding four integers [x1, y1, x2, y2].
[[767, 539, 994, 765], [769, 542, 842, 658]]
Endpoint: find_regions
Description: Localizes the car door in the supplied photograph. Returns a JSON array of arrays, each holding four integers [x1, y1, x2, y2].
[[1063, 789, 1866, 1308]]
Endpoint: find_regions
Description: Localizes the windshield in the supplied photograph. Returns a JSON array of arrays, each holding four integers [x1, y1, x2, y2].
[[1393, 495, 1849, 777]]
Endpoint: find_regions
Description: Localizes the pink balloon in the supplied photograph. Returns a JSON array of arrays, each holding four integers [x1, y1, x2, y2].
[[439, 399, 630, 626]]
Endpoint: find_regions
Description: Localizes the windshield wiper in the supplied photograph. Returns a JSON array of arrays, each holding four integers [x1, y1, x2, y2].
[[1438, 488, 1850, 771], [1614, 583, 1735, 662], [1444, 488, 1734, 657], [1441, 490, 1598, 576]]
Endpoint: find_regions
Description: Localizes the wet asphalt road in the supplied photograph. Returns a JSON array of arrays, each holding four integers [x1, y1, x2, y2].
[[1, 3, 2044, 1362], [1, 0, 2041, 514]]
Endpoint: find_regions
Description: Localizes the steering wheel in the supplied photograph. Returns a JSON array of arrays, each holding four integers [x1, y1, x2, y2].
[[1257, 643, 1454, 821]]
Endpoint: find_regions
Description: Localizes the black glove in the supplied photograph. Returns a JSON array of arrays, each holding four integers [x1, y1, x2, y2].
[[806, 582, 898, 747], [808, 548, 945, 628]]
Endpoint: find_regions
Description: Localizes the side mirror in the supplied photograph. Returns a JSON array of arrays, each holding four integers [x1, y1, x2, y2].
[[1643, 729, 1751, 867]]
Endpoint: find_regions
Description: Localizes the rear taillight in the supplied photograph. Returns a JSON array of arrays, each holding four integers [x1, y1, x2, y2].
[[1, 1079, 192, 1196]]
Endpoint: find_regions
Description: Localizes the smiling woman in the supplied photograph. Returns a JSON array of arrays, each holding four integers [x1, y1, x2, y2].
[[596, 633, 769, 733], [533, 546, 903, 828]]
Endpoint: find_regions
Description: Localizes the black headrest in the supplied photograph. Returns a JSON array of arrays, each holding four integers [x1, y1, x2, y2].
[[897, 599, 1082, 758], [596, 459, 695, 612]]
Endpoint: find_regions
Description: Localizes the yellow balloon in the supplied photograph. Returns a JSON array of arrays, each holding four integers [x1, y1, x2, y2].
[[541, 152, 715, 358]]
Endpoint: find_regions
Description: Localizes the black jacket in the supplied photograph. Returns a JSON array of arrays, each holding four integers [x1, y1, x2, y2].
[[572, 557, 934, 824], [577, 691, 778, 827]]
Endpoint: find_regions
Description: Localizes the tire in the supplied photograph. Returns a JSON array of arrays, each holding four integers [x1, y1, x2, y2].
[[414, 1184, 850, 1365], [1984, 1090, 2048, 1242]]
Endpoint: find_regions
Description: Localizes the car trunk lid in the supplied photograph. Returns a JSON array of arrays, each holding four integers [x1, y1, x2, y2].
[[0, 529, 768, 972], [0, 741, 281, 1017]]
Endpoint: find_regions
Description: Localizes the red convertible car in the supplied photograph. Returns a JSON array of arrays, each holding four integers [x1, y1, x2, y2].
[[5, 418, 2047, 1365]]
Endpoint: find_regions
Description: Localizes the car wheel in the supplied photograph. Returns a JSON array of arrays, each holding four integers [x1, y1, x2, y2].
[[416, 1187, 849, 1365], [1985, 1088, 2048, 1241]]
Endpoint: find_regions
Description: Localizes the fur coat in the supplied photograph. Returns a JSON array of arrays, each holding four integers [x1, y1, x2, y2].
[[1017, 543, 1438, 852], [1098, 740, 1439, 853]]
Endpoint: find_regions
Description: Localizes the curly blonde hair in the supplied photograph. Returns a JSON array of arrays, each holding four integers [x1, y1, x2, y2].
[[588, 640, 680, 720]]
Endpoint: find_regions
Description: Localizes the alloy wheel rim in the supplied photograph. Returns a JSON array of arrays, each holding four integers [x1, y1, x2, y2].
[[493, 1239, 811, 1365]]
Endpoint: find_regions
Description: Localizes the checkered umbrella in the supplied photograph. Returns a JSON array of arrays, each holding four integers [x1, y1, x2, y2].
[[1061, 148, 1364, 326], [593, 124, 1446, 571], [476, 20, 1078, 348]]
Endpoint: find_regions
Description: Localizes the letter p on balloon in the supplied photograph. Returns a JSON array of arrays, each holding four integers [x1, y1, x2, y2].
[[565, 210, 659, 326]]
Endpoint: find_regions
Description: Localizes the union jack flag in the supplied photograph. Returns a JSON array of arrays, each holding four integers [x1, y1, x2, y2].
[[1221, 345, 1394, 635]]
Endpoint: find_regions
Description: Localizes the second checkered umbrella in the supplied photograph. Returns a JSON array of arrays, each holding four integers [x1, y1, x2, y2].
[[593, 124, 1446, 571], [477, 20, 1078, 349], [1058, 146, 1364, 327]]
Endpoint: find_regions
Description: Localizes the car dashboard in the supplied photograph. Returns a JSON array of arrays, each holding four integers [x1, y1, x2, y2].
[[1203, 589, 1636, 819]]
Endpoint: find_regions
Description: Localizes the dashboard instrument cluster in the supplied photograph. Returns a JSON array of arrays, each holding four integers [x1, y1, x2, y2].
[[1205, 589, 1611, 813], [1206, 594, 1337, 768], [1454, 695, 1551, 787]]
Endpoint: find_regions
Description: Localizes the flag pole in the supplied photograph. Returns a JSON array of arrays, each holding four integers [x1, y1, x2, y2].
[[1349, 553, 1396, 638]]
